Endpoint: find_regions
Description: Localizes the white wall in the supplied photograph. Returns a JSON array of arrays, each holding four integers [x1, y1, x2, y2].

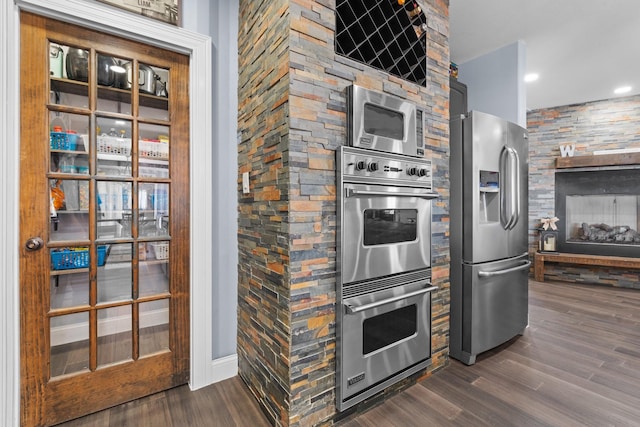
[[0, 3, 20, 425], [458, 40, 527, 127], [182, 0, 239, 363]]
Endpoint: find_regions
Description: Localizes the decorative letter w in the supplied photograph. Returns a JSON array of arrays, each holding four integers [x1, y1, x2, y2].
[[560, 143, 575, 158]]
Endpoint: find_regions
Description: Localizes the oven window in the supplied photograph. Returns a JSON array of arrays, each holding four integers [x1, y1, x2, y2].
[[364, 103, 404, 140], [364, 209, 418, 245], [363, 305, 417, 355]]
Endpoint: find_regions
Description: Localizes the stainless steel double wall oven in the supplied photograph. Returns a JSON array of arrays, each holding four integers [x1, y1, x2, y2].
[[337, 85, 438, 411]]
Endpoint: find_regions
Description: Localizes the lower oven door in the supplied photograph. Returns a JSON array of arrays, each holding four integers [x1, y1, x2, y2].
[[339, 280, 436, 407], [341, 183, 438, 284]]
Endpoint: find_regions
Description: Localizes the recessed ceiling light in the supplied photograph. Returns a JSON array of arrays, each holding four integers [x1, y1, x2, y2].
[[614, 86, 632, 94], [524, 73, 539, 83]]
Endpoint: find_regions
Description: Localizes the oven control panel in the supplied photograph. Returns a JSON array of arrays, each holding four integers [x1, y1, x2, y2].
[[340, 146, 432, 187]]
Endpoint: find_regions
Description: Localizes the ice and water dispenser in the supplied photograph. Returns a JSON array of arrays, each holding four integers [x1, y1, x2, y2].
[[479, 170, 499, 223]]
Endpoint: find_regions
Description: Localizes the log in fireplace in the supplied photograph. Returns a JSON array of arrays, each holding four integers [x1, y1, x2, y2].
[[555, 168, 640, 257]]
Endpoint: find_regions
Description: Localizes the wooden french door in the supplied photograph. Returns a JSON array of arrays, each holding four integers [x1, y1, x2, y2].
[[19, 12, 190, 426]]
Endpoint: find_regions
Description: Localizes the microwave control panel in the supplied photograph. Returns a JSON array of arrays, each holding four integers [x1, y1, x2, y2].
[[339, 146, 432, 188]]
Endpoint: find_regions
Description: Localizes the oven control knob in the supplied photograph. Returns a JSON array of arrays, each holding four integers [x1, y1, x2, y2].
[[355, 160, 366, 171], [367, 162, 379, 172], [418, 168, 429, 177], [407, 166, 418, 176]]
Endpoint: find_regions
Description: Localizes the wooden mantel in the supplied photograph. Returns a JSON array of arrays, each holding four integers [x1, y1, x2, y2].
[[556, 152, 640, 168]]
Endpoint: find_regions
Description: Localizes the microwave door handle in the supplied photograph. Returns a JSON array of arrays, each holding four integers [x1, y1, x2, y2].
[[478, 261, 531, 277], [344, 286, 439, 314], [346, 189, 439, 200]]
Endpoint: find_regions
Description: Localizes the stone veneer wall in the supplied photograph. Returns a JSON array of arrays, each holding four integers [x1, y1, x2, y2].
[[237, 1, 451, 425], [528, 94, 640, 289], [237, 0, 292, 423]]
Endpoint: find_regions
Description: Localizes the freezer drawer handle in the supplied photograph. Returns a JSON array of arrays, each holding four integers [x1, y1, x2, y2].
[[346, 189, 439, 200], [478, 261, 531, 278], [344, 286, 438, 314]]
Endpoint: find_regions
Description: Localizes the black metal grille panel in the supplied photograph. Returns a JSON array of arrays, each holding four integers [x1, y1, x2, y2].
[[335, 0, 427, 86]]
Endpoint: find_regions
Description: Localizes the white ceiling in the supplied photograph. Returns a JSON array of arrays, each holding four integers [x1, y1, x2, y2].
[[449, 0, 640, 110]]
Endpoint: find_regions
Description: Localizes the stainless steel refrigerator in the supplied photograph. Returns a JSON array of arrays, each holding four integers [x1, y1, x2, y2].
[[449, 110, 530, 365]]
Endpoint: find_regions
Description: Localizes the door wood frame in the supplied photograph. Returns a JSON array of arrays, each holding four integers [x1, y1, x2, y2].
[[2, 0, 216, 423]]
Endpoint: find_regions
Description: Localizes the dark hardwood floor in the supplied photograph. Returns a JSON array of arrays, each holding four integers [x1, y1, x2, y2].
[[58, 280, 640, 427]]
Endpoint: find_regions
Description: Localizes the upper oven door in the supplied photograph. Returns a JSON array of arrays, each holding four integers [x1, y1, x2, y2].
[[342, 183, 437, 284]]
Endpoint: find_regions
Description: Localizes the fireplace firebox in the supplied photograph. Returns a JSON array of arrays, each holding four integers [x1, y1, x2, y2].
[[555, 168, 640, 257]]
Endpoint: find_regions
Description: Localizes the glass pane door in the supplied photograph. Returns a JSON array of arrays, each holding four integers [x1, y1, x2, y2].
[[47, 41, 173, 379], [22, 14, 189, 425]]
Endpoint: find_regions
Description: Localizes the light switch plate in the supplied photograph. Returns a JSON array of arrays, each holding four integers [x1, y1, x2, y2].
[[242, 171, 250, 194]]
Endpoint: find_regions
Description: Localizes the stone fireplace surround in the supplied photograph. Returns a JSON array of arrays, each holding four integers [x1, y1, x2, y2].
[[528, 95, 640, 290]]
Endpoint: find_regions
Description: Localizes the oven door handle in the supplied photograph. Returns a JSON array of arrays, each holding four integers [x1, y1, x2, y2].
[[346, 189, 439, 199], [344, 286, 439, 314], [478, 261, 531, 278]]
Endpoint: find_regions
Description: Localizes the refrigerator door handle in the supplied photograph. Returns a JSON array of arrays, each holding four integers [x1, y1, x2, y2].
[[499, 147, 513, 229], [509, 147, 521, 230], [499, 146, 520, 230], [478, 261, 531, 277]]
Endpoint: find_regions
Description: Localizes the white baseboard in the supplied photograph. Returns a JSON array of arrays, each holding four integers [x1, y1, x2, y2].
[[50, 308, 168, 347], [210, 354, 238, 383]]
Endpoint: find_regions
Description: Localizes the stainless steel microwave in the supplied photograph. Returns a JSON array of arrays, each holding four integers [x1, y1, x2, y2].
[[347, 84, 425, 158]]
